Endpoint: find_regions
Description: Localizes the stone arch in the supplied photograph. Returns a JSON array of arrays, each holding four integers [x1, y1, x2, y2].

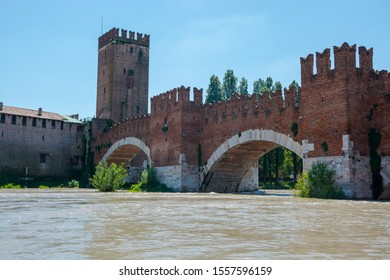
[[200, 129, 303, 193], [101, 137, 152, 166]]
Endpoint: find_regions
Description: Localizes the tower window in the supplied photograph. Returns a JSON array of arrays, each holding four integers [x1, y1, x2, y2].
[[51, 120, 56, 129], [22, 116, 27, 126], [0, 114, 5, 123], [11, 115, 16, 124], [138, 50, 143, 58], [123, 68, 126, 74], [42, 119, 46, 128], [32, 118, 37, 127], [130, 47, 133, 54], [40, 153, 47, 163]]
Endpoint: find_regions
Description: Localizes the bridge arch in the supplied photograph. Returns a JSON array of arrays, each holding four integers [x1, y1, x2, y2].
[[200, 129, 303, 192], [101, 136, 152, 167]]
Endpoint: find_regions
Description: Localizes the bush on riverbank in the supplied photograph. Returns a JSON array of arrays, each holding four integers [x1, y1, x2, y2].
[[129, 167, 173, 192], [294, 162, 344, 199], [90, 162, 127, 192], [0, 183, 23, 189]]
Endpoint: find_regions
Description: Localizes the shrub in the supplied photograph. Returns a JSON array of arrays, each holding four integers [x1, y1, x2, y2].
[[67, 179, 80, 188], [0, 183, 21, 189], [295, 162, 344, 199], [129, 167, 172, 192], [90, 162, 127, 192]]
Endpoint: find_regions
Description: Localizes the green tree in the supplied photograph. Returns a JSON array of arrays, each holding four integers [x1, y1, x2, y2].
[[222, 69, 237, 100], [90, 162, 127, 192], [205, 75, 222, 104], [238, 77, 248, 95], [274, 81, 282, 91], [295, 162, 344, 199], [265, 77, 274, 91]]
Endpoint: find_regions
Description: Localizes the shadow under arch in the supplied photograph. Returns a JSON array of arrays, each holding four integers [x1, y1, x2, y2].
[[101, 136, 152, 166], [200, 129, 303, 193]]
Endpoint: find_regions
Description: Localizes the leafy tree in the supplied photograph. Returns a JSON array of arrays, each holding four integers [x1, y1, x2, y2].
[[238, 77, 248, 95], [222, 69, 237, 100], [253, 78, 266, 94], [205, 75, 222, 104], [274, 81, 282, 91], [265, 77, 274, 91], [90, 162, 127, 192], [295, 162, 344, 199]]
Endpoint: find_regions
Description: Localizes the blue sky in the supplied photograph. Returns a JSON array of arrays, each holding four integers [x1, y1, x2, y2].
[[1, 0, 389, 119]]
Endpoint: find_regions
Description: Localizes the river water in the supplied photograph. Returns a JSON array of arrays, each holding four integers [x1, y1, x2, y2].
[[0, 189, 389, 259]]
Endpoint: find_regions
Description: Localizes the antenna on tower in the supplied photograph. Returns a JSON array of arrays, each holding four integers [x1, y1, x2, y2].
[[100, 15, 104, 35]]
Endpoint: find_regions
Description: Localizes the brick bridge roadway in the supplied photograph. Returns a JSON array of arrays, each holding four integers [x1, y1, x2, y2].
[[93, 43, 390, 199]]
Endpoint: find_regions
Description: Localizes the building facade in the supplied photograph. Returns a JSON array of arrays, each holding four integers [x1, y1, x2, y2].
[[0, 103, 85, 179]]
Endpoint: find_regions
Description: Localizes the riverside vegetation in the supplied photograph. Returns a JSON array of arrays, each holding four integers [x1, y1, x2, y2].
[[90, 162, 172, 192]]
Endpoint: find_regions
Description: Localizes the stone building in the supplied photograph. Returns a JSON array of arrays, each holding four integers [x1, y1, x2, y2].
[[0, 102, 85, 179]]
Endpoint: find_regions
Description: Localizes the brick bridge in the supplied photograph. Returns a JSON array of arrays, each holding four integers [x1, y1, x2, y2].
[[92, 43, 390, 199]]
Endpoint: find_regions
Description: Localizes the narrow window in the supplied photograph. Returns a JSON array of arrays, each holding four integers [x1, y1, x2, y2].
[[32, 118, 37, 127], [0, 114, 5, 124], [40, 153, 46, 163], [60, 122, 64, 130], [51, 120, 56, 129], [130, 47, 133, 54], [42, 119, 46, 128], [1, 131, 3, 138], [22, 116, 27, 126], [42, 135, 44, 141], [11, 115, 16, 125], [123, 68, 126, 74]]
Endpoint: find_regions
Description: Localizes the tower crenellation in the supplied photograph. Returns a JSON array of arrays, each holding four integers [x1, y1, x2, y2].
[[98, 27, 150, 50], [333, 42, 356, 73], [358, 46, 373, 74], [316, 48, 331, 75]]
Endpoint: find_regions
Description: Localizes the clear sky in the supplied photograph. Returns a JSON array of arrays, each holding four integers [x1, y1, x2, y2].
[[1, 0, 389, 119]]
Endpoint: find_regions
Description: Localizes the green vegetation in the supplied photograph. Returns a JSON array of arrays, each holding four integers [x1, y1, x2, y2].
[[205, 75, 222, 104], [0, 183, 22, 189], [259, 147, 303, 185], [294, 162, 344, 199], [90, 162, 127, 192], [259, 181, 295, 190], [129, 167, 173, 192], [67, 179, 80, 188], [321, 141, 329, 153], [368, 127, 383, 199], [205, 71, 297, 104], [290, 122, 298, 137], [222, 69, 238, 100]]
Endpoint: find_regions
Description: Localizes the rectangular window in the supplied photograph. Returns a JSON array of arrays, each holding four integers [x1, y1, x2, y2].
[[40, 153, 46, 163], [11, 115, 16, 125], [0, 114, 5, 124], [32, 118, 37, 127], [51, 120, 56, 129], [42, 119, 46, 128], [60, 122, 64, 130], [22, 116, 27, 126]]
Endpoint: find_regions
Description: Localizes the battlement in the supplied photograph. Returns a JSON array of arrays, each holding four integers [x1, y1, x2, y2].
[[98, 27, 150, 50], [203, 88, 299, 123], [151, 86, 203, 114], [300, 42, 377, 84]]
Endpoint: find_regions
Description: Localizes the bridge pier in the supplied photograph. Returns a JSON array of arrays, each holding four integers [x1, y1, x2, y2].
[[155, 154, 199, 192], [304, 135, 390, 199]]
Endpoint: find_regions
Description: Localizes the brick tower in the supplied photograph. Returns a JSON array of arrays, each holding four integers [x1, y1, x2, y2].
[[96, 28, 150, 122]]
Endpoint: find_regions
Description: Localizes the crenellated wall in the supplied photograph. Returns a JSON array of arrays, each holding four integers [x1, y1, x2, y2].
[[98, 28, 150, 50], [92, 42, 390, 198]]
